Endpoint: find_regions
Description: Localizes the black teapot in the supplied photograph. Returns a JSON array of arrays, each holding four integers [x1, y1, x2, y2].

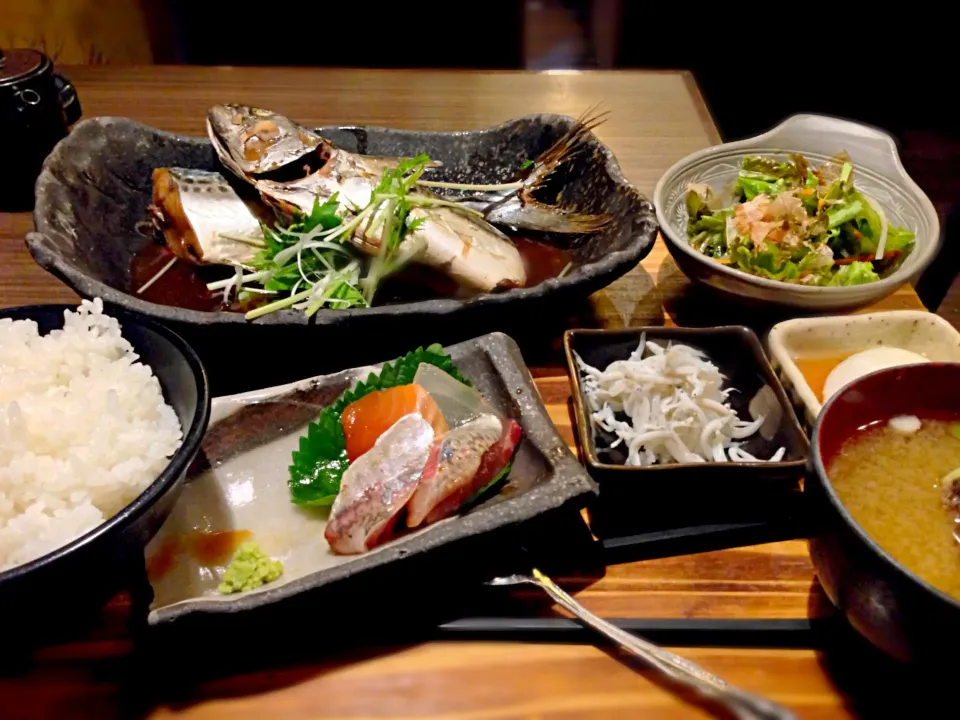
[[1, 48, 81, 211]]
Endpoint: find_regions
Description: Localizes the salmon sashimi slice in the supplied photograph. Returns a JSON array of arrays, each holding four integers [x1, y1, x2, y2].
[[341, 384, 448, 463], [325, 414, 435, 554], [406, 415, 522, 528]]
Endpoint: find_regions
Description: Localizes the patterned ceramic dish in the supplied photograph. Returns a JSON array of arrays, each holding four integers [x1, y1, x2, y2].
[[143, 332, 595, 626], [28, 115, 657, 394], [768, 310, 960, 428], [653, 114, 940, 311]]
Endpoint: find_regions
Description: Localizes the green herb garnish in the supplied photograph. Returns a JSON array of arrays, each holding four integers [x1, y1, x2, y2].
[[288, 344, 470, 506], [520, 159, 534, 170], [208, 154, 474, 319]]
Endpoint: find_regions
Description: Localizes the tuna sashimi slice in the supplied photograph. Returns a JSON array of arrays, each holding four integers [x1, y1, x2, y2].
[[325, 414, 435, 555], [406, 415, 522, 528], [341, 384, 448, 463]]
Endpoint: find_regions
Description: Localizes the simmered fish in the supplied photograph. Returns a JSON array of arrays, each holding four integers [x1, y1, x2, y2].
[[208, 105, 526, 292], [148, 168, 264, 267]]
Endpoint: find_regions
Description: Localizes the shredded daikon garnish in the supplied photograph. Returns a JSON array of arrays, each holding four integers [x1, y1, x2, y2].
[[575, 335, 786, 466]]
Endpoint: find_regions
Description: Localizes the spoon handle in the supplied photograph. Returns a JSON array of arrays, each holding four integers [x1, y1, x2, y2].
[[529, 569, 797, 720]]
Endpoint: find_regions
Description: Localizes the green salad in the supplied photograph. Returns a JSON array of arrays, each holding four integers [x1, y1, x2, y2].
[[685, 154, 915, 286]]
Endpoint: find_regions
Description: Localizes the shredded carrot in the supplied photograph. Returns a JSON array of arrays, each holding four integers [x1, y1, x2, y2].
[[853, 230, 863, 240], [800, 188, 815, 195]]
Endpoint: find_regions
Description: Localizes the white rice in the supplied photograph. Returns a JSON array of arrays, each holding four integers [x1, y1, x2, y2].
[[0, 299, 183, 572]]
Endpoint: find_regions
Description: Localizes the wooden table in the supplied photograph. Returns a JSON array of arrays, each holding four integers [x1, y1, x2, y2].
[[0, 67, 929, 719]]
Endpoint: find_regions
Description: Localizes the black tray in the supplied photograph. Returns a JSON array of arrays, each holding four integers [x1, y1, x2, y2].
[[428, 507, 826, 650], [586, 477, 810, 565]]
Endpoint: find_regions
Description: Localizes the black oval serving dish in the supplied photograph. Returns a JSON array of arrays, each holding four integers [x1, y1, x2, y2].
[[27, 115, 658, 394], [0, 304, 210, 631]]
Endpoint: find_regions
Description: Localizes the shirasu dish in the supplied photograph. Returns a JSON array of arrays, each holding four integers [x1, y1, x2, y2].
[[574, 335, 786, 466]]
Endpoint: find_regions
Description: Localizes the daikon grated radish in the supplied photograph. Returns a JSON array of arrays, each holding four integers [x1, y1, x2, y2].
[[575, 335, 786, 466]]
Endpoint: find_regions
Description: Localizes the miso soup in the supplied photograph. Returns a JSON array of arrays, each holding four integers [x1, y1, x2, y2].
[[828, 419, 960, 601]]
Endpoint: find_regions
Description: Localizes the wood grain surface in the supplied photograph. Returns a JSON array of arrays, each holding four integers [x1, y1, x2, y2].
[[0, 67, 932, 719]]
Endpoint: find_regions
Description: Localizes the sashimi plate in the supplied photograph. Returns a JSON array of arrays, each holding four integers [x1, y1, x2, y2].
[[144, 332, 595, 624]]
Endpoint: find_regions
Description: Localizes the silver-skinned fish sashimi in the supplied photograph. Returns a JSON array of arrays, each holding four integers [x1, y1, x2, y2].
[[324, 413, 435, 555], [406, 415, 521, 528]]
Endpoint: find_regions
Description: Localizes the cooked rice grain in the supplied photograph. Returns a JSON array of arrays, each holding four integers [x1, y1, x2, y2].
[[0, 299, 182, 571]]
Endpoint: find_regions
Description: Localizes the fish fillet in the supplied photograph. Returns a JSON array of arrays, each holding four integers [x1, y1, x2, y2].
[[324, 414, 434, 555], [150, 168, 264, 267], [407, 415, 521, 528]]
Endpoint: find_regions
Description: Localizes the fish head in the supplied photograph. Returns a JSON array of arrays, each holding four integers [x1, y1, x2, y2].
[[207, 104, 330, 178]]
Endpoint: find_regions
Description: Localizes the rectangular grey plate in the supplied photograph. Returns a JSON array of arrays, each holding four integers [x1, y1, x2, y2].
[[145, 331, 596, 625]]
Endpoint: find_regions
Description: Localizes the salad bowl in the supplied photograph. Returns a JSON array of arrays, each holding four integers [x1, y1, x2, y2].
[[653, 114, 940, 311]]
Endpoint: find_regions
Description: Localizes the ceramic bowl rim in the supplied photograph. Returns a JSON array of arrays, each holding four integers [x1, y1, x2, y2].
[[810, 362, 960, 612], [564, 325, 809, 474], [0, 303, 211, 584], [651, 113, 941, 297], [28, 114, 658, 327]]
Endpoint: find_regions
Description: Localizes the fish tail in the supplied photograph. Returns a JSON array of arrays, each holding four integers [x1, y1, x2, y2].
[[484, 196, 613, 235], [491, 107, 612, 234], [529, 106, 610, 176]]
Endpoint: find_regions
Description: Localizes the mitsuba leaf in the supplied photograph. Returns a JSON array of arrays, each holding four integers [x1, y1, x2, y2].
[[288, 344, 471, 506]]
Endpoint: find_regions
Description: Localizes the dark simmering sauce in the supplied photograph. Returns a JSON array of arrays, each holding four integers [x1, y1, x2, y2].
[[131, 243, 230, 312], [511, 236, 574, 287]]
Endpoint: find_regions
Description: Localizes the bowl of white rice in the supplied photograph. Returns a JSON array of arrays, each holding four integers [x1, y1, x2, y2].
[[0, 299, 209, 619]]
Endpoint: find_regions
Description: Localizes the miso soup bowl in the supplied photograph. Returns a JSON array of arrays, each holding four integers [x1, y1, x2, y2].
[[809, 362, 960, 662]]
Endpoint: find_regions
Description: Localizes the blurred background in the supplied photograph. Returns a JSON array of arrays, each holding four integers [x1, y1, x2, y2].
[[4, 0, 957, 313]]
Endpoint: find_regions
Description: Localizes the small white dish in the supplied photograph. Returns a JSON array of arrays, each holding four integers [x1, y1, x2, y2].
[[768, 311, 960, 427]]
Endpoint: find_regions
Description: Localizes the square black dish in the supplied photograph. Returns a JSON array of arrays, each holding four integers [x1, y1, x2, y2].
[[145, 332, 597, 627], [564, 327, 810, 555]]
